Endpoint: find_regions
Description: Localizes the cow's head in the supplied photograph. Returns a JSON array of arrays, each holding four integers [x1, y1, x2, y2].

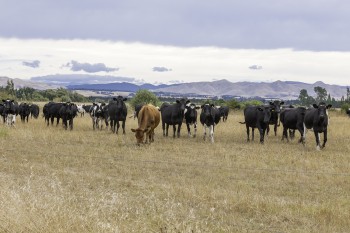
[[131, 128, 149, 145], [201, 104, 215, 118], [2, 99, 15, 114], [185, 103, 199, 117], [113, 96, 127, 109], [63, 102, 76, 117], [269, 100, 284, 114], [176, 99, 190, 112], [257, 105, 272, 123], [313, 102, 332, 122]]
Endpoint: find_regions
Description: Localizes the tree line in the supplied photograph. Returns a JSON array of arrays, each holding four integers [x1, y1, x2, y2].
[[0, 80, 89, 103]]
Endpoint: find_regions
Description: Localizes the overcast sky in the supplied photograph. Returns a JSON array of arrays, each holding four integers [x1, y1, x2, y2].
[[1, 0, 350, 85]]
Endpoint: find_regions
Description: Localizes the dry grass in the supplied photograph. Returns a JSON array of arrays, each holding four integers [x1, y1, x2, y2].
[[0, 104, 349, 232]]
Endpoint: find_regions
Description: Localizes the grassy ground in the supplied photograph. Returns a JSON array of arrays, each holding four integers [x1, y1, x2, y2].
[[0, 106, 349, 232]]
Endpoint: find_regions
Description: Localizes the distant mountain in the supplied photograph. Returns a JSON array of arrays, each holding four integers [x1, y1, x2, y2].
[[0, 76, 62, 90], [152, 79, 347, 99], [67, 82, 176, 92]]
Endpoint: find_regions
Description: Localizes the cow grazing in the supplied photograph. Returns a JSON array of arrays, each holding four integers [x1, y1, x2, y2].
[[266, 100, 284, 136], [19, 102, 30, 123], [240, 105, 272, 144], [30, 104, 40, 119], [184, 103, 200, 137], [59, 102, 78, 130], [131, 104, 160, 144], [218, 106, 229, 122], [2, 99, 17, 126], [200, 104, 221, 143], [160, 99, 189, 138], [108, 96, 128, 134], [304, 102, 332, 150], [280, 107, 306, 144]]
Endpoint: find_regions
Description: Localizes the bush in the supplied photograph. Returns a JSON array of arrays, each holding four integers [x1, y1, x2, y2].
[[130, 90, 160, 108]]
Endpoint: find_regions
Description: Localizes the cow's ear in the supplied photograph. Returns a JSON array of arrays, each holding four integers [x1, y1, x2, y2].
[[63, 103, 67, 106], [280, 101, 284, 105], [186, 100, 191, 104], [131, 129, 136, 132], [196, 106, 200, 109], [269, 101, 273, 105], [257, 107, 263, 111], [176, 100, 180, 103], [327, 104, 332, 109], [201, 104, 204, 109], [11, 100, 14, 102], [123, 98, 127, 101], [210, 104, 215, 107], [313, 104, 318, 108], [2, 99, 5, 102]]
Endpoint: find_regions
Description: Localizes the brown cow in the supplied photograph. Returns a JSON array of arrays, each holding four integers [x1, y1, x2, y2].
[[131, 104, 160, 144]]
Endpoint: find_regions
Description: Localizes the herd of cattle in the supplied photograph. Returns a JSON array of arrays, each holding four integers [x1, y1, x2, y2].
[[1, 97, 336, 150]]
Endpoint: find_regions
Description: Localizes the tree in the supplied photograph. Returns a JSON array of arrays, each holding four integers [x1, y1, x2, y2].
[[347, 87, 350, 103], [130, 89, 160, 108], [299, 89, 309, 106], [314, 86, 327, 103]]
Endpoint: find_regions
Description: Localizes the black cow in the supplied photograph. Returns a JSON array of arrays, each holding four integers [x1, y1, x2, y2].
[[30, 104, 40, 119], [2, 99, 17, 126], [82, 105, 93, 113], [266, 100, 284, 136], [59, 102, 78, 130], [133, 104, 144, 119], [218, 106, 229, 122], [19, 103, 31, 123], [304, 102, 332, 150], [160, 99, 189, 138], [44, 102, 63, 126], [280, 107, 306, 144], [240, 105, 272, 144], [200, 104, 221, 143], [0, 104, 4, 123], [346, 108, 350, 117], [184, 103, 200, 137], [108, 96, 127, 134]]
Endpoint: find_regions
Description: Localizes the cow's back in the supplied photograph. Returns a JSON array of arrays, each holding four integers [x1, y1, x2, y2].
[[304, 108, 317, 129], [243, 106, 258, 127], [139, 104, 160, 130]]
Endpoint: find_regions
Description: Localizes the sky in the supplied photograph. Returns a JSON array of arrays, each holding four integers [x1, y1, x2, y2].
[[1, 0, 350, 86]]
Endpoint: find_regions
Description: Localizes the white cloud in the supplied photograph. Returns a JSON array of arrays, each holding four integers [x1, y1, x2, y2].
[[0, 38, 350, 86]]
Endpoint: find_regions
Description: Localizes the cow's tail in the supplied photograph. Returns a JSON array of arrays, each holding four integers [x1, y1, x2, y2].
[[239, 121, 246, 124], [303, 123, 306, 139]]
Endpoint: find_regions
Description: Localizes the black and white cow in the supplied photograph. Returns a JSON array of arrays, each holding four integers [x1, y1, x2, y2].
[[304, 102, 332, 150], [218, 106, 229, 122], [1, 99, 17, 126], [200, 104, 221, 143], [29, 104, 40, 119], [184, 103, 200, 137], [108, 96, 127, 134], [240, 105, 272, 144], [266, 100, 284, 136], [59, 102, 78, 130], [19, 102, 31, 123], [160, 99, 189, 138], [90, 103, 103, 130], [280, 107, 306, 144]]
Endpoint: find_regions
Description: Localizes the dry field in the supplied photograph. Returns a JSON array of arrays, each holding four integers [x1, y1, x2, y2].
[[0, 105, 349, 232]]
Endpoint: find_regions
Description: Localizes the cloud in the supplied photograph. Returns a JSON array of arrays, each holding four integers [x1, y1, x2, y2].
[[64, 60, 119, 73], [22, 60, 40, 68], [249, 65, 263, 70], [152, 66, 172, 72]]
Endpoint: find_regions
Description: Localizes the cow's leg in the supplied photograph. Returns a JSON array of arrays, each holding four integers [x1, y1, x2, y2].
[[92, 118, 95, 130], [172, 125, 176, 138], [274, 123, 278, 136], [209, 125, 214, 143], [246, 125, 250, 142], [56, 117, 60, 126], [162, 122, 166, 136], [322, 130, 327, 148], [314, 130, 321, 150], [177, 123, 181, 138], [116, 121, 120, 134], [193, 122, 197, 138], [69, 119, 73, 130], [259, 128, 265, 144], [186, 123, 191, 137], [122, 120, 126, 134], [251, 128, 255, 141], [203, 124, 207, 141], [282, 126, 289, 142], [266, 125, 270, 136], [166, 124, 169, 137]]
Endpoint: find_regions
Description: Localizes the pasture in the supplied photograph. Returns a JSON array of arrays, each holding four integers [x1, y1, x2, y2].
[[0, 105, 349, 232]]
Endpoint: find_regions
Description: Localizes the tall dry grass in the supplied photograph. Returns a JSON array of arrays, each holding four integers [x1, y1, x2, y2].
[[0, 105, 349, 232]]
